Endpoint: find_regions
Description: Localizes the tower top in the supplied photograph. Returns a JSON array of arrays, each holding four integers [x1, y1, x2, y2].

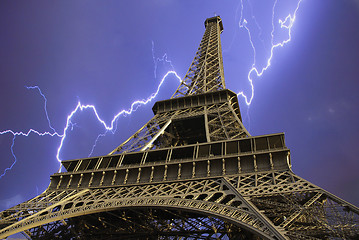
[[171, 15, 226, 98], [205, 16, 223, 33]]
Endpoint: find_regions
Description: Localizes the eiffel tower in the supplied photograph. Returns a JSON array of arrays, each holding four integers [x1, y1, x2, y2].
[[1, 16, 359, 240]]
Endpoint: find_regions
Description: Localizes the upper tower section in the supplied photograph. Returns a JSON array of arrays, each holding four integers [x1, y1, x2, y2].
[[108, 16, 249, 155], [172, 16, 226, 98], [205, 16, 224, 32]]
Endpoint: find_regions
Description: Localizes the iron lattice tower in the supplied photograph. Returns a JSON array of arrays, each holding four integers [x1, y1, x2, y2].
[[1, 16, 359, 240]]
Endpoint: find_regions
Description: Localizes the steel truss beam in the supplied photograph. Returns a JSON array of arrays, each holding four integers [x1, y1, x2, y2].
[[2, 170, 359, 239], [1, 16, 358, 240], [111, 90, 249, 154]]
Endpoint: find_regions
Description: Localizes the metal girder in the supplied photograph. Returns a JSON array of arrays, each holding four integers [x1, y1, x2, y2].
[[0, 177, 283, 239], [110, 90, 249, 154], [107, 15, 232, 155], [44, 209, 261, 239], [1, 170, 359, 238], [172, 16, 225, 98], [1, 15, 359, 239]]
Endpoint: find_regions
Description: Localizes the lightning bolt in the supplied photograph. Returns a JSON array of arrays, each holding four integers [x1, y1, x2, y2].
[[65, 70, 181, 161], [0, 85, 64, 179], [86, 44, 179, 157], [152, 41, 175, 79], [237, 0, 303, 105], [1, 1, 303, 178], [0, 125, 63, 179], [0, 49, 181, 178], [25, 86, 57, 133]]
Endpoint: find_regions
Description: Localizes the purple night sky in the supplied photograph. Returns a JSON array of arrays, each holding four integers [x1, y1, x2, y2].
[[1, 0, 359, 216]]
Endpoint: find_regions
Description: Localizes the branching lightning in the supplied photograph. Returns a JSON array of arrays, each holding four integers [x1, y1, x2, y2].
[[237, 0, 303, 105], [0, 53, 181, 178], [0, 1, 303, 179], [86, 45, 180, 157], [152, 41, 175, 79], [0, 85, 64, 178], [66, 70, 181, 160]]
